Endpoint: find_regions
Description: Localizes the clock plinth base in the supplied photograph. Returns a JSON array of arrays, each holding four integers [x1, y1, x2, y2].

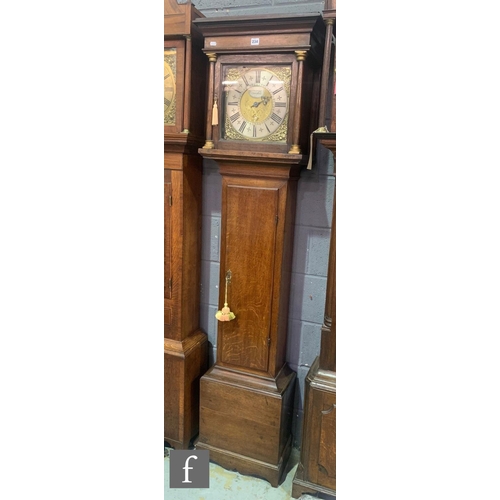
[[196, 364, 296, 487], [292, 357, 336, 497], [292, 468, 336, 499], [196, 435, 292, 488], [164, 329, 208, 450]]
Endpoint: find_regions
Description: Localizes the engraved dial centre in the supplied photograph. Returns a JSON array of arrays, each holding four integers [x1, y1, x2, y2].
[[240, 87, 273, 124]]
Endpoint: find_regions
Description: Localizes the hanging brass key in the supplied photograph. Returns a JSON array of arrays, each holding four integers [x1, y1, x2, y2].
[[215, 270, 236, 322]]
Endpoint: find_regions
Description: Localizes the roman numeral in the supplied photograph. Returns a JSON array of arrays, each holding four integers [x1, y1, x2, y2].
[[242, 74, 249, 86], [230, 112, 241, 123], [255, 70, 261, 84], [271, 113, 282, 124], [252, 125, 257, 138], [272, 86, 284, 95], [227, 101, 238, 106], [275, 102, 286, 107], [265, 123, 271, 134], [239, 121, 247, 133], [164, 73, 171, 80]]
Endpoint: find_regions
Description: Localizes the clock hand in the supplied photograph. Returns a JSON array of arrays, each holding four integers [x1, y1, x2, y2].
[[251, 101, 262, 108]]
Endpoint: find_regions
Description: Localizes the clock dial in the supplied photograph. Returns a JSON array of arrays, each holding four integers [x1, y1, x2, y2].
[[164, 49, 177, 125], [222, 66, 290, 142]]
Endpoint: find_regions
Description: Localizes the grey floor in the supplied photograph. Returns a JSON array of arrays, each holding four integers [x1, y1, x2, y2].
[[164, 446, 334, 500]]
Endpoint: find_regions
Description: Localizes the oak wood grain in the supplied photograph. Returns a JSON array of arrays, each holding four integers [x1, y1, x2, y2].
[[196, 364, 296, 486]]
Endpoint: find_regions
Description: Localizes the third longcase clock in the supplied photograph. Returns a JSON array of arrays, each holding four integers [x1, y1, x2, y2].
[[164, 0, 208, 450], [193, 13, 325, 486], [293, 1, 336, 496]]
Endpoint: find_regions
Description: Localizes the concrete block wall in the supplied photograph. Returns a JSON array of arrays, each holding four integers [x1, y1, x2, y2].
[[194, 0, 325, 17], [195, 0, 334, 448]]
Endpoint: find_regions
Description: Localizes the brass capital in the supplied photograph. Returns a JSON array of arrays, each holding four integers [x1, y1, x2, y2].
[[288, 144, 301, 154], [202, 140, 215, 149], [295, 50, 307, 62], [324, 18, 335, 26], [206, 52, 217, 62]]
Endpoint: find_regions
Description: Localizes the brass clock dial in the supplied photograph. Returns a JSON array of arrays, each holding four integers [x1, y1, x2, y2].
[[164, 49, 177, 125], [222, 66, 291, 142]]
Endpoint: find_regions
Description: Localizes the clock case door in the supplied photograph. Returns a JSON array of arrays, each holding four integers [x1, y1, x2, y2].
[[216, 166, 298, 380]]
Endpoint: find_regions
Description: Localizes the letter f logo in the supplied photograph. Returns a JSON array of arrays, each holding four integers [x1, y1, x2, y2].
[[182, 455, 198, 484]]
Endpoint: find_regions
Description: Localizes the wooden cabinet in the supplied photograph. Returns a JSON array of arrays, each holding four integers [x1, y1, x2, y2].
[[193, 13, 325, 487], [164, 0, 208, 450]]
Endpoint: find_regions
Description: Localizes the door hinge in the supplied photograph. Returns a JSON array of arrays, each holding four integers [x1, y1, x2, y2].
[[169, 278, 172, 290], [275, 215, 279, 225], [169, 195, 173, 206], [267, 338, 271, 346]]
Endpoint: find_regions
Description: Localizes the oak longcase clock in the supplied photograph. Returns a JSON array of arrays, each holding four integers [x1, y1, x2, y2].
[[164, 0, 208, 450], [193, 13, 325, 487]]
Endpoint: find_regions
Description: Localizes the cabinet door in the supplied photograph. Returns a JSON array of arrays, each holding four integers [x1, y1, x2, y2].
[[164, 170, 173, 327], [307, 390, 336, 491], [219, 179, 281, 374]]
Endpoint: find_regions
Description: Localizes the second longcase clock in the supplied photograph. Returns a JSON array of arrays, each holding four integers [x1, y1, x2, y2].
[[194, 13, 325, 486], [164, 0, 208, 450]]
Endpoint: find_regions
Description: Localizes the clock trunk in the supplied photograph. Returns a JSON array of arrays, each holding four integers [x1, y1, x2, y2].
[[195, 158, 301, 486]]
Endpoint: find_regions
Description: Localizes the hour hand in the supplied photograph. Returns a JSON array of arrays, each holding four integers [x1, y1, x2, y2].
[[251, 101, 262, 108]]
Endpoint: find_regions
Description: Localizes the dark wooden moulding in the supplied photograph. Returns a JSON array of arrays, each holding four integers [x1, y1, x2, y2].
[[164, 0, 208, 450]]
